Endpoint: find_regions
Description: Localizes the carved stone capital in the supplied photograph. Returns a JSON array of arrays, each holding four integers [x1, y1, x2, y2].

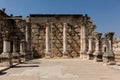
[[88, 36, 93, 39], [94, 32, 102, 40], [104, 32, 114, 40]]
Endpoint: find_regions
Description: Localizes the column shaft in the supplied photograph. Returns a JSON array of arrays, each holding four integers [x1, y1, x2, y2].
[[3, 40, 10, 53], [63, 23, 67, 55], [46, 25, 50, 55], [13, 41, 17, 53], [95, 40, 99, 51], [89, 38, 92, 51], [80, 26, 86, 58], [87, 36, 93, 60]]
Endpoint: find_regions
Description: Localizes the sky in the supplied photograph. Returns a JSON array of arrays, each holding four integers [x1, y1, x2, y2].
[[0, 0, 120, 37]]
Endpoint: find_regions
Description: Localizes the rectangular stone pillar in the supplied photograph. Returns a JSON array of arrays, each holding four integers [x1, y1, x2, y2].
[[0, 39, 12, 67], [25, 17, 32, 60]]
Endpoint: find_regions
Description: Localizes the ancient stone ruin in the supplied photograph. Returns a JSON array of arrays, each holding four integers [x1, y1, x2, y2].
[[0, 9, 118, 68]]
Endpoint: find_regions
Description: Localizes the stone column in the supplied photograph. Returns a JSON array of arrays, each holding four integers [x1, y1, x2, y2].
[[45, 23, 50, 58], [80, 25, 86, 59], [0, 37, 12, 67], [103, 32, 116, 65], [3, 40, 10, 53], [25, 17, 32, 60], [20, 40, 26, 62], [93, 32, 102, 62], [20, 40, 25, 55], [87, 36, 93, 60], [12, 39, 21, 63], [63, 23, 67, 58]]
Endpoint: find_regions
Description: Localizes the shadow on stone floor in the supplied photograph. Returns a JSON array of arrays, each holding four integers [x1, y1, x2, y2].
[[117, 64, 120, 66], [12, 65, 39, 68], [0, 71, 7, 75], [21, 61, 40, 64]]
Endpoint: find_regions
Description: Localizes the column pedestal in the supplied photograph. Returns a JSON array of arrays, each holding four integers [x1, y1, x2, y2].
[[103, 32, 116, 65], [103, 51, 115, 65], [20, 40, 26, 62], [94, 52, 103, 62], [0, 40, 12, 67], [12, 40, 21, 63]]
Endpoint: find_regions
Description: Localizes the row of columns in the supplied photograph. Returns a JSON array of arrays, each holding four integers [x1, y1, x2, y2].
[[45, 23, 68, 58], [45, 22, 115, 65], [87, 32, 115, 65], [45, 23, 87, 58], [0, 17, 31, 67], [0, 38, 26, 67]]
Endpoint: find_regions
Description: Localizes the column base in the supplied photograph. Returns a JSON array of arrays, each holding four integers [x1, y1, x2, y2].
[[12, 52, 21, 63], [0, 53, 12, 67], [103, 57, 116, 65], [87, 54, 94, 60], [103, 51, 116, 65], [94, 55, 103, 62], [45, 54, 51, 59], [80, 54, 87, 60], [25, 51, 33, 60], [80, 53, 83, 59], [20, 52, 26, 62], [80, 51, 87, 59], [87, 50, 94, 60], [62, 54, 68, 59], [93, 51, 103, 62]]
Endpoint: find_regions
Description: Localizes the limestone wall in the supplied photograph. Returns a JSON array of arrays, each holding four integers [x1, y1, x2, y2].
[[30, 14, 95, 58]]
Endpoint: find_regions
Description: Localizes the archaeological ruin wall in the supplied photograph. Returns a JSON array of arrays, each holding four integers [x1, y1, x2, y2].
[[0, 9, 118, 67], [30, 14, 96, 58]]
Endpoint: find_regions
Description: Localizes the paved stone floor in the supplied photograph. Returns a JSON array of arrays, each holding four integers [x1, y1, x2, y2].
[[0, 59, 120, 80]]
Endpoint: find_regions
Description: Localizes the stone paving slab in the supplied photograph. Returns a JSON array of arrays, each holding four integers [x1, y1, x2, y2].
[[0, 59, 120, 80]]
